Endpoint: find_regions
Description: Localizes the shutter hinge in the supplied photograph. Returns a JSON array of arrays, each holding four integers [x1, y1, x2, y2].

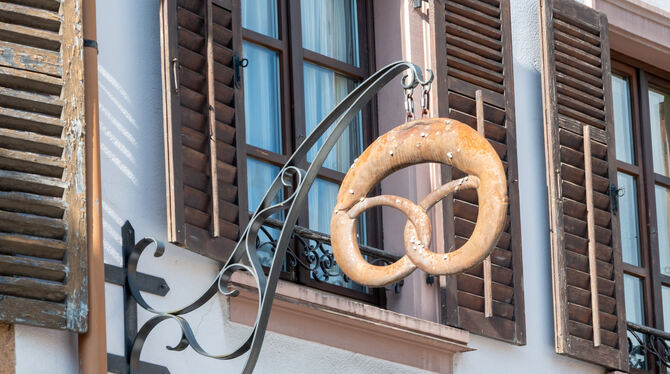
[[610, 183, 624, 215], [234, 54, 248, 89]]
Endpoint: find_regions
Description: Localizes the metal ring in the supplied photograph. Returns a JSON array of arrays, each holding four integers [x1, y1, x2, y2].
[[330, 118, 507, 286]]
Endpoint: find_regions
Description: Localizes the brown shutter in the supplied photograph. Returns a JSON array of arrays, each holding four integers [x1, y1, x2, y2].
[[160, 0, 246, 261], [539, 0, 627, 370], [432, 0, 525, 344], [0, 0, 88, 331]]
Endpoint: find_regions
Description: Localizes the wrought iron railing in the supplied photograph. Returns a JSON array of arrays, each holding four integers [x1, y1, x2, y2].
[[258, 218, 404, 294], [628, 321, 670, 371]]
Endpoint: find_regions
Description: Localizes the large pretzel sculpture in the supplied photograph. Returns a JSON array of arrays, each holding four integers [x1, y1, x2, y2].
[[331, 118, 508, 287]]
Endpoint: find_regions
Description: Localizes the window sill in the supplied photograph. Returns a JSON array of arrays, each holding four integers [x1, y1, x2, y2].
[[228, 272, 472, 373]]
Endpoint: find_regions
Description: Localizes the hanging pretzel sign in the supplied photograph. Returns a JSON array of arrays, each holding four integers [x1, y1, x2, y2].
[[330, 119, 508, 287]]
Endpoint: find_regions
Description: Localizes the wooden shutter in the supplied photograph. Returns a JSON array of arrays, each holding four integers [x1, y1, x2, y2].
[[432, 0, 525, 344], [0, 0, 88, 331], [539, 0, 627, 370], [160, 0, 246, 262]]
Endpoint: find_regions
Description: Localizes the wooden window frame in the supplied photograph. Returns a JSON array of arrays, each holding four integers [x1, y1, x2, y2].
[[613, 53, 670, 373], [239, 0, 383, 305]]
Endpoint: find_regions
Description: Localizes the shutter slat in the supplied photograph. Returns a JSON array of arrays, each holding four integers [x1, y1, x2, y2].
[[0, 254, 66, 281], [0, 2, 61, 32], [0, 41, 61, 76], [0, 20, 60, 51], [0, 276, 65, 302], [540, 0, 627, 369]]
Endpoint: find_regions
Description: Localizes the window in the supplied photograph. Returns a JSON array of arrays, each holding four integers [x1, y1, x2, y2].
[[241, 0, 381, 302], [613, 58, 670, 372]]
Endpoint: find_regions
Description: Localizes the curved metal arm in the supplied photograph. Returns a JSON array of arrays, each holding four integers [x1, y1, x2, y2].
[[127, 61, 432, 374]]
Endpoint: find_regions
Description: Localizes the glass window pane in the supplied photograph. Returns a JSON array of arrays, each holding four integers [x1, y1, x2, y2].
[[649, 88, 670, 177], [618, 172, 641, 266], [247, 159, 283, 268], [304, 62, 363, 173], [626, 275, 648, 370], [307, 177, 366, 292], [241, 0, 278, 38], [663, 286, 670, 332], [658, 185, 670, 276], [243, 42, 282, 153], [301, 0, 359, 66], [624, 274, 645, 325], [612, 74, 635, 164]]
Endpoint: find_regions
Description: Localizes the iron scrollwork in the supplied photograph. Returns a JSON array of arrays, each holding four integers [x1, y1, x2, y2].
[[126, 61, 434, 373], [628, 321, 670, 370]]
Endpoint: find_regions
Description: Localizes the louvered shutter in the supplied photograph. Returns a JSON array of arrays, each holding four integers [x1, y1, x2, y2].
[[160, 0, 245, 262], [0, 0, 88, 331], [539, 0, 627, 370], [433, 0, 525, 344]]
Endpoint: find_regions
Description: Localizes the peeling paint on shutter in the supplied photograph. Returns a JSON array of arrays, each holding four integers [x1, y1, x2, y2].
[[432, 0, 526, 345], [540, 0, 627, 370], [0, 0, 88, 332], [160, 0, 245, 261]]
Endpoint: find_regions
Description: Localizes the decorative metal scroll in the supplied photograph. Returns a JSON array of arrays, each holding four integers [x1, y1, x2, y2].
[[628, 321, 670, 370], [126, 61, 434, 373]]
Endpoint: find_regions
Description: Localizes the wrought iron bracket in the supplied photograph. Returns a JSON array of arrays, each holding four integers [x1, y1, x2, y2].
[[122, 61, 433, 374], [105, 222, 170, 374]]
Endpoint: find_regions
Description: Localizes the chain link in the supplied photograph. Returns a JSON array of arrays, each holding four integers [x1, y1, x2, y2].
[[404, 89, 415, 121]]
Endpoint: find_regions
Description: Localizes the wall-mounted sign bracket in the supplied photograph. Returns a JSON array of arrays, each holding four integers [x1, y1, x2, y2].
[[105, 222, 170, 374]]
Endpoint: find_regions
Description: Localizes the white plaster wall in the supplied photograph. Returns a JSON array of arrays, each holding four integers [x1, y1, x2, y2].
[[14, 325, 78, 374]]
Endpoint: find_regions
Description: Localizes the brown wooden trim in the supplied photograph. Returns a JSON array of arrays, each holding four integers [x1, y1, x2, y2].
[[302, 49, 366, 80], [161, 0, 186, 245], [206, 0, 221, 237], [0, 323, 14, 374], [242, 28, 283, 51], [233, 0, 249, 240]]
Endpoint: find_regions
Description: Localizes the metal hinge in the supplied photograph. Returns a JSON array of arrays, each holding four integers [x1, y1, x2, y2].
[[234, 54, 248, 89], [610, 183, 624, 215]]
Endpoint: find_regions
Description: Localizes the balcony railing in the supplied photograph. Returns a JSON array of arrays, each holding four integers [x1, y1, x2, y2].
[[259, 217, 404, 294], [628, 321, 670, 370]]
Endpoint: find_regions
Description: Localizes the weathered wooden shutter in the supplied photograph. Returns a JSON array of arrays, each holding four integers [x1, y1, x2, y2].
[[160, 0, 245, 261], [539, 0, 627, 370], [0, 0, 88, 331], [433, 0, 525, 344]]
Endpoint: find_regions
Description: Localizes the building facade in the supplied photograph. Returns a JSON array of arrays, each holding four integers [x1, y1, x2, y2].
[[1, 0, 670, 373]]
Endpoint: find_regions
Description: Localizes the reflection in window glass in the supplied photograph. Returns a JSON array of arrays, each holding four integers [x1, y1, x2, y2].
[[612, 74, 635, 164], [243, 42, 282, 153], [301, 0, 359, 66], [649, 88, 670, 177], [247, 158, 282, 268], [658, 185, 670, 276], [618, 173, 641, 266], [304, 62, 362, 173], [664, 286, 670, 333], [624, 274, 645, 325], [308, 178, 366, 292], [241, 0, 278, 38], [626, 275, 647, 370]]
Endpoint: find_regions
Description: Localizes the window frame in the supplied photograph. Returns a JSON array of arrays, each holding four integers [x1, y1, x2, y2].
[[612, 54, 670, 372], [240, 0, 383, 304]]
